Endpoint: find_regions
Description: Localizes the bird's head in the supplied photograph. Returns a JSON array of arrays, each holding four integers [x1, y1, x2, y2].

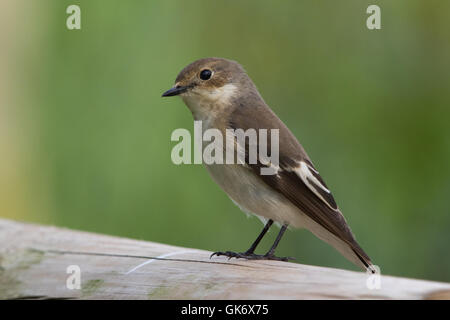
[[162, 57, 255, 118]]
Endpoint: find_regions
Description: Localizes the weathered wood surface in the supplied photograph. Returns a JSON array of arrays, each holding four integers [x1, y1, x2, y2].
[[0, 218, 449, 300]]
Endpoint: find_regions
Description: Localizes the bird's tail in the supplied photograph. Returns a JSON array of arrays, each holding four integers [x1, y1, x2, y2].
[[309, 221, 375, 272], [300, 211, 376, 272], [349, 241, 376, 273]]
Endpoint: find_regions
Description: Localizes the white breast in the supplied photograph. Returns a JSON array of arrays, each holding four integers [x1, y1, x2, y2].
[[204, 162, 307, 227], [193, 104, 306, 228]]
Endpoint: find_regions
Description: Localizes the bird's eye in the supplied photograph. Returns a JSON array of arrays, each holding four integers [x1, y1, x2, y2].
[[200, 69, 212, 80]]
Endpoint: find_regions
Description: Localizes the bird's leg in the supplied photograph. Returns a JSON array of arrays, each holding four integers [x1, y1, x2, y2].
[[210, 221, 294, 262], [244, 219, 274, 254], [210, 219, 273, 260], [262, 223, 294, 260]]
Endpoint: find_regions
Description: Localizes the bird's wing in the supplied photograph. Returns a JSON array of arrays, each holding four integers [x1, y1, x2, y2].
[[228, 101, 372, 269]]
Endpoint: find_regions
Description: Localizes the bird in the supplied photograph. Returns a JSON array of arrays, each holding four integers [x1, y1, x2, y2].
[[162, 57, 375, 272]]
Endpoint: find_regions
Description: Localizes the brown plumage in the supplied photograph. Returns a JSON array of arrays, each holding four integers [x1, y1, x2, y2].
[[163, 57, 374, 271]]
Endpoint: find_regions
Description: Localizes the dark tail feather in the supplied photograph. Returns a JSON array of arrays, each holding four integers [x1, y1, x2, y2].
[[351, 242, 375, 273]]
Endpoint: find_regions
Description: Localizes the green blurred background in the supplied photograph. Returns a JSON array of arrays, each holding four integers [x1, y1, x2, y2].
[[1, 0, 449, 282]]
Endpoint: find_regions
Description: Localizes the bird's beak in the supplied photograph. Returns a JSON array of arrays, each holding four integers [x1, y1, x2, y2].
[[161, 85, 188, 97]]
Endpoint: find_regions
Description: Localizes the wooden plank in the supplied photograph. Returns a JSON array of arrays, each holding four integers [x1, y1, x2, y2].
[[0, 218, 449, 300]]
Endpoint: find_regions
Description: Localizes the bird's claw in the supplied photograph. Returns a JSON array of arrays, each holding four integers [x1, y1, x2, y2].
[[210, 251, 295, 262]]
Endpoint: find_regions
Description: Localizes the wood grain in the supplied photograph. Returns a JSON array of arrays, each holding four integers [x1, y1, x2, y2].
[[0, 218, 449, 300]]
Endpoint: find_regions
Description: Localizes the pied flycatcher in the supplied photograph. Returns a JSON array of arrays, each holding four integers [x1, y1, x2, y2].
[[162, 57, 374, 272]]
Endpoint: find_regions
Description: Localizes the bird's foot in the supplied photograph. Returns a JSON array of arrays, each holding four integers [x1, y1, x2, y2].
[[210, 251, 295, 262]]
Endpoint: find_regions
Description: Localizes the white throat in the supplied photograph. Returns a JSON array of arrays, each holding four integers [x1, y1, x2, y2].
[[181, 83, 238, 122]]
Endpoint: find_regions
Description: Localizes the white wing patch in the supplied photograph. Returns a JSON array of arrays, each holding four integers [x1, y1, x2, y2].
[[294, 161, 335, 210]]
